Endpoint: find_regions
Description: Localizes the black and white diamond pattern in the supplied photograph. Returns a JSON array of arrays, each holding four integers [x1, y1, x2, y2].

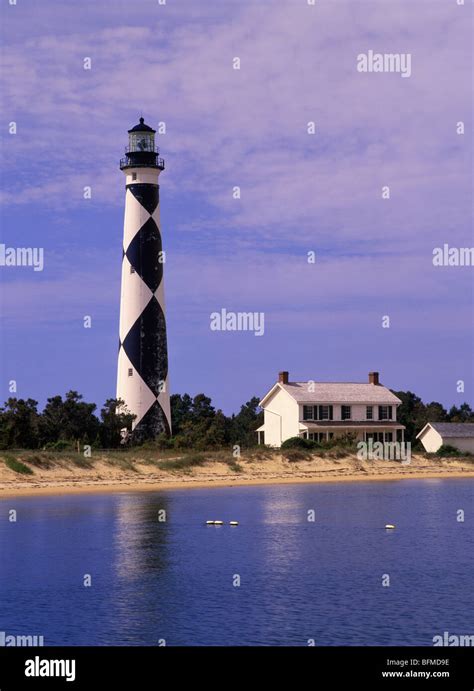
[[117, 183, 171, 441]]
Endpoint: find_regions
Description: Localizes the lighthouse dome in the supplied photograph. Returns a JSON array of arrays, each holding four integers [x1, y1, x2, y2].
[[128, 117, 156, 133]]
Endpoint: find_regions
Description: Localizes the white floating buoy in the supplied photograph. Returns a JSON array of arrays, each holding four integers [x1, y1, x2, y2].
[[206, 520, 215, 525], [229, 521, 239, 526], [214, 520, 224, 525], [385, 524, 396, 530]]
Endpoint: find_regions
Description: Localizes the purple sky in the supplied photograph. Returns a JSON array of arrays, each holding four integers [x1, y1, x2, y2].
[[0, 0, 472, 414]]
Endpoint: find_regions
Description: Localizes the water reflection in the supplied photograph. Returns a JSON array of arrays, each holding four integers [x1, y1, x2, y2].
[[113, 494, 171, 582]]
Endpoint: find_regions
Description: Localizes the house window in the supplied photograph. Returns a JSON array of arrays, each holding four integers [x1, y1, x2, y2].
[[366, 406, 373, 420], [341, 405, 351, 420], [128, 368, 133, 377], [378, 406, 393, 421], [132, 173, 137, 181], [309, 433, 327, 442], [317, 405, 333, 421], [130, 265, 135, 273], [303, 405, 334, 421]]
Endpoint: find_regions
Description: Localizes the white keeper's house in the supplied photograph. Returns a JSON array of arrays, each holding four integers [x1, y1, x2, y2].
[[257, 371, 405, 448]]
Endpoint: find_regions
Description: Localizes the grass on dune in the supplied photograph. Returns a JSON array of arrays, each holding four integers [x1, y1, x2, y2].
[[3, 454, 34, 475]]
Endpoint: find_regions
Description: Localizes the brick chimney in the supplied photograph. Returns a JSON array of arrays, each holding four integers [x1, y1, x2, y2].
[[368, 371, 380, 385], [278, 371, 289, 384]]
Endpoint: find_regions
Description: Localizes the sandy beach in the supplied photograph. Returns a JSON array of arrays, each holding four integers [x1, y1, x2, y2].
[[1, 450, 473, 498]]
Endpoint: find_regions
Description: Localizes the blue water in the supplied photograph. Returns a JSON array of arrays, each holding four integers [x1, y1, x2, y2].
[[0, 480, 473, 646]]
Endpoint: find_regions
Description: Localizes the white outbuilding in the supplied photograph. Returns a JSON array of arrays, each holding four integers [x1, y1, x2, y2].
[[416, 422, 474, 454]]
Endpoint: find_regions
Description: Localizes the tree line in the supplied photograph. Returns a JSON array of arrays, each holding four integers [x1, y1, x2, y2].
[[0, 391, 263, 450], [0, 389, 472, 451]]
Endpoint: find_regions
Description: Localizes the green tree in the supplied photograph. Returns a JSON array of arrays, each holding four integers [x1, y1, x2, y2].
[[170, 393, 193, 435], [99, 398, 136, 447], [229, 396, 263, 447], [39, 391, 99, 446], [0, 398, 40, 449], [423, 402, 448, 423], [390, 390, 427, 444], [38, 395, 65, 444], [204, 410, 230, 447], [448, 403, 474, 423], [171, 394, 219, 448], [190, 394, 215, 421]]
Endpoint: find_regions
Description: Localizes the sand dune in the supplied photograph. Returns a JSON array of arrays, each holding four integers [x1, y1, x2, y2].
[[0, 450, 473, 498]]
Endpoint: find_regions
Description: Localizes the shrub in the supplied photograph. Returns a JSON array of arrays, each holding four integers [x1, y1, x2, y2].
[[281, 436, 318, 450], [435, 444, 469, 458], [155, 433, 175, 450], [283, 449, 310, 462], [316, 434, 357, 450], [227, 459, 243, 473], [70, 454, 94, 469], [3, 455, 34, 475], [323, 448, 349, 459], [160, 453, 206, 471]]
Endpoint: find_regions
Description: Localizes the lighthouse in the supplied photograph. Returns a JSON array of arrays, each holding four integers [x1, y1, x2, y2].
[[116, 117, 171, 442]]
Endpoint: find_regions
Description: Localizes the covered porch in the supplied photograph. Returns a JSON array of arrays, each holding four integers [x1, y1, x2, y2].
[[299, 422, 405, 443]]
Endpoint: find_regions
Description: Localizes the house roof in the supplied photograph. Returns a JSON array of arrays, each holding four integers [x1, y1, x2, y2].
[[277, 382, 401, 405], [417, 422, 474, 439]]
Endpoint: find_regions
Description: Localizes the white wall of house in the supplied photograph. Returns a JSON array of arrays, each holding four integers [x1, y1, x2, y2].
[[418, 427, 444, 452], [443, 437, 474, 453], [263, 388, 299, 447]]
